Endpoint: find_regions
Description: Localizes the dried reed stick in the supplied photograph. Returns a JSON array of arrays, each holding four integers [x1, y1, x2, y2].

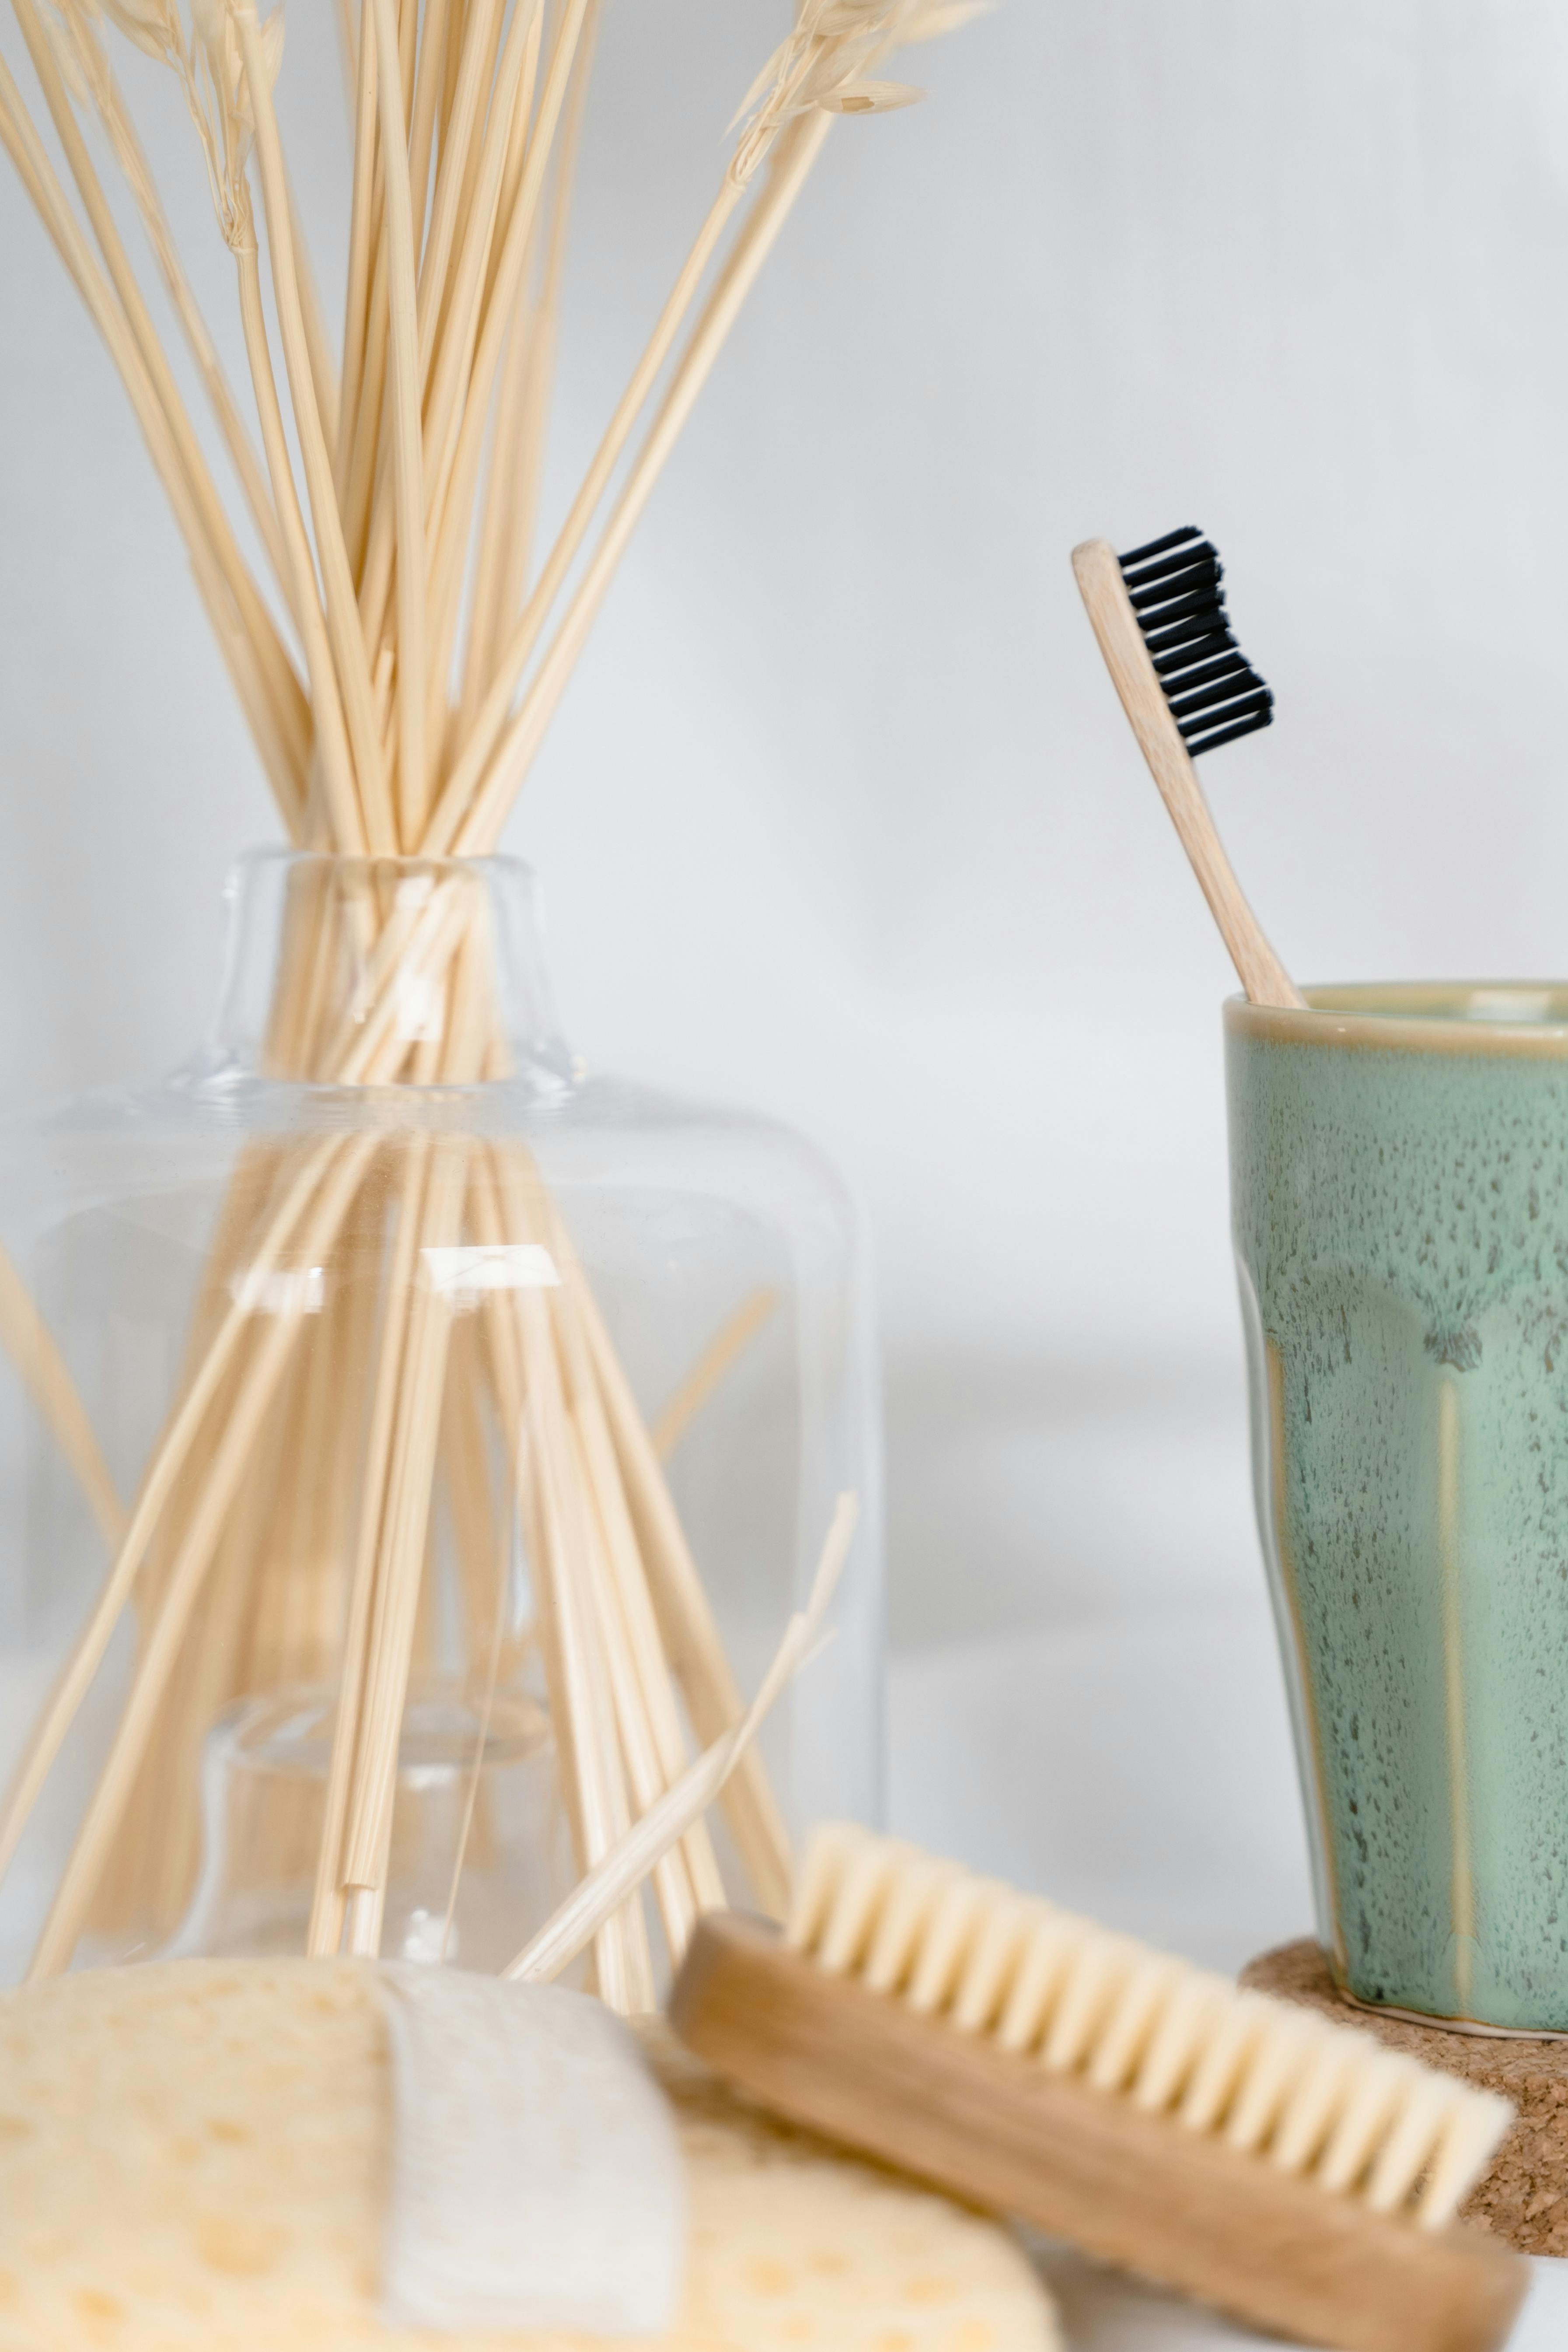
[[652, 1286, 779, 1461], [238, 4, 395, 852], [235, 232, 366, 847], [456, 0, 597, 737], [288, 166, 342, 454], [445, 108, 836, 856], [307, 1140, 428, 1954], [0, 1244, 123, 1549], [336, 0, 379, 492], [561, 1210, 796, 1919], [364, 0, 426, 832], [507, 1491, 856, 1984], [28, 1136, 381, 1976]]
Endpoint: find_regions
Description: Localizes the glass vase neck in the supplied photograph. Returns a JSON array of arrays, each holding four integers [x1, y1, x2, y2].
[[208, 850, 574, 1088]]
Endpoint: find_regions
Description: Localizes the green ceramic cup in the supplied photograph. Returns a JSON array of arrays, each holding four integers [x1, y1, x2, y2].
[[1227, 982, 1568, 2033]]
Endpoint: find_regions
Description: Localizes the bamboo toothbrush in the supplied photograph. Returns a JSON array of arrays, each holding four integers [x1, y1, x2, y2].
[[1073, 526, 1306, 1010], [670, 1824, 1527, 2352]]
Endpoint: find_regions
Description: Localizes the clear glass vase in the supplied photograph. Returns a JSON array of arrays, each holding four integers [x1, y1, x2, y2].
[[0, 851, 881, 1998]]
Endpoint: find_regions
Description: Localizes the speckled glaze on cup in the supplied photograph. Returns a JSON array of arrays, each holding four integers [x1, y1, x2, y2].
[[1227, 982, 1568, 2033]]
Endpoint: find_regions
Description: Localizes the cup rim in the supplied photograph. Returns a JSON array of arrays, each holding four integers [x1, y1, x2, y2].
[[1225, 982, 1568, 1058]]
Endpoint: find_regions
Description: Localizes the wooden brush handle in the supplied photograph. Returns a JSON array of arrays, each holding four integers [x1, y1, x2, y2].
[[1072, 538, 1306, 1011], [671, 1915, 1527, 2352]]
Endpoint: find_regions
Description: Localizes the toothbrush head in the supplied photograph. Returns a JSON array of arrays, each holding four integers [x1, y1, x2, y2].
[[1117, 525, 1274, 757]]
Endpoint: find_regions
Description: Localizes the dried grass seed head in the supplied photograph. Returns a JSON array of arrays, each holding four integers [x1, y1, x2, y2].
[[96, 0, 177, 64], [83, 0, 279, 248], [729, 0, 975, 183], [187, 0, 283, 249]]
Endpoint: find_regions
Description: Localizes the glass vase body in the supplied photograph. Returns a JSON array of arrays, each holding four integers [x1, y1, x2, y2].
[[0, 852, 881, 1988]]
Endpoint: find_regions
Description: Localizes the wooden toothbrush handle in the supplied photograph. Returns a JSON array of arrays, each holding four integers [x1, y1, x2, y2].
[[1072, 538, 1305, 1011]]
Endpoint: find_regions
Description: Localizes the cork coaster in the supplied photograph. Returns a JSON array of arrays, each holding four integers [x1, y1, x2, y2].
[[1242, 1939, 1568, 2257]]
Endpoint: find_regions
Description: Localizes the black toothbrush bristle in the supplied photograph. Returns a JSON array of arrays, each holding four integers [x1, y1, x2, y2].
[[1117, 526, 1273, 756]]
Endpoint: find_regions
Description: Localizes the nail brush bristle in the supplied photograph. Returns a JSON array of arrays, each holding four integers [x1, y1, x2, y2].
[[786, 1825, 1513, 2233]]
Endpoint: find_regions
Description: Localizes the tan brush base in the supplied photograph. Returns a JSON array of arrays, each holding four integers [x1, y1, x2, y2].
[[674, 1915, 1526, 2352], [1243, 1940, 1568, 2257]]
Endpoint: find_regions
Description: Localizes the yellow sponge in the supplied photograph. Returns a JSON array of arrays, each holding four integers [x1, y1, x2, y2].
[[0, 1958, 1060, 2351]]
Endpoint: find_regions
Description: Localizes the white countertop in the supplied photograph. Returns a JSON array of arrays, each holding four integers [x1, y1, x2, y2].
[[887, 1590, 1567, 2350]]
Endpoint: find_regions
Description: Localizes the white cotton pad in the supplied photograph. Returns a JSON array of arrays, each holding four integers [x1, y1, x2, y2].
[[0, 1956, 1062, 2351], [378, 1963, 682, 2335]]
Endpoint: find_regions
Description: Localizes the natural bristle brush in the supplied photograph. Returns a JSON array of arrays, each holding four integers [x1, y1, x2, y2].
[[1072, 525, 1306, 1010], [669, 1825, 1527, 2352]]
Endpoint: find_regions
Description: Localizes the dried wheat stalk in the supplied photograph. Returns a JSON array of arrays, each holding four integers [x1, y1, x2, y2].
[[0, 0, 966, 1999]]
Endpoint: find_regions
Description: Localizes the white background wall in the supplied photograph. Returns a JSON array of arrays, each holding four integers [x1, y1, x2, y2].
[[2, 0, 1565, 1659]]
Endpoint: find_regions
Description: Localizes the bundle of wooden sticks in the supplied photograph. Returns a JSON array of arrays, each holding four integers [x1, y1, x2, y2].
[[0, 0, 970, 1998]]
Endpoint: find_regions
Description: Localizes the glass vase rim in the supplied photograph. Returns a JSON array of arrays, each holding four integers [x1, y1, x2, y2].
[[210, 842, 569, 1090], [1226, 980, 1568, 1060]]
